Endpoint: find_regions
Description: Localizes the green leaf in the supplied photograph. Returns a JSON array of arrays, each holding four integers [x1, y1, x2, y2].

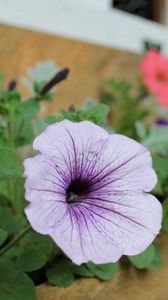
[[0, 140, 7, 149], [16, 119, 34, 146], [135, 121, 148, 140], [45, 103, 110, 125], [47, 259, 75, 287], [45, 115, 58, 124], [17, 231, 55, 266], [86, 262, 119, 280], [32, 118, 47, 134], [100, 77, 148, 139], [100, 92, 114, 104], [4, 246, 23, 260], [16, 248, 49, 272], [0, 229, 8, 247], [0, 259, 35, 300], [143, 126, 168, 155], [85, 104, 110, 124], [18, 99, 40, 119], [30, 231, 54, 255], [6, 91, 21, 105], [0, 207, 27, 235], [0, 148, 18, 179], [47, 257, 93, 287], [147, 246, 163, 270], [152, 155, 168, 195], [153, 155, 168, 179], [107, 78, 131, 92], [83, 98, 98, 109], [128, 244, 159, 269], [70, 264, 93, 277], [162, 199, 168, 232], [0, 181, 8, 198], [152, 181, 163, 196], [0, 194, 10, 206]]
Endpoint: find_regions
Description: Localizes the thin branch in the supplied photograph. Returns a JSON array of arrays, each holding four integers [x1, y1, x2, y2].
[[0, 226, 31, 256]]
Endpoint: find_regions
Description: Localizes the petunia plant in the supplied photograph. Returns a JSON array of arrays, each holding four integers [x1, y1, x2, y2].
[[0, 57, 167, 299]]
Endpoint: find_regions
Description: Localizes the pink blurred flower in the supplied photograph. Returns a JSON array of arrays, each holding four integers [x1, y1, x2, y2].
[[140, 50, 168, 108]]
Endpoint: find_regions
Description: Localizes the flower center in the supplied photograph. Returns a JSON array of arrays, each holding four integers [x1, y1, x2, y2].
[[66, 179, 90, 204]]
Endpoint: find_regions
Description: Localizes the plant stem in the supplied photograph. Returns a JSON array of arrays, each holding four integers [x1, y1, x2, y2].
[[6, 116, 22, 214], [16, 120, 24, 142], [7, 121, 13, 146], [12, 178, 21, 215], [6, 119, 16, 209], [0, 226, 31, 256]]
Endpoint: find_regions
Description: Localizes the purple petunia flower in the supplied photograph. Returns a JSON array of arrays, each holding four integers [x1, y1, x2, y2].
[[156, 118, 168, 126], [24, 120, 162, 265]]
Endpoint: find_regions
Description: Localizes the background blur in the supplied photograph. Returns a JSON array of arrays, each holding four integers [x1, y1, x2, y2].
[[0, 0, 168, 114]]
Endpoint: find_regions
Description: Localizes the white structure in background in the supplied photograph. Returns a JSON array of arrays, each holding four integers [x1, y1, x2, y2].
[[164, 0, 168, 25], [78, 0, 112, 10], [0, 0, 168, 54]]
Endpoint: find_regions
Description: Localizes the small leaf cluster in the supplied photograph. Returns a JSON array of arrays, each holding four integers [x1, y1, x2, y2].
[[0, 259, 35, 300], [45, 101, 110, 126], [47, 258, 119, 287], [128, 244, 163, 270]]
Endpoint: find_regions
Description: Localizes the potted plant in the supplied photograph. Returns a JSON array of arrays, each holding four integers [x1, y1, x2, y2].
[[0, 51, 168, 300]]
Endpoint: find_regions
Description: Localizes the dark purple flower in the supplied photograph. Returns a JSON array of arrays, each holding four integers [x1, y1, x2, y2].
[[24, 120, 162, 265], [156, 118, 168, 126], [8, 80, 17, 91]]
